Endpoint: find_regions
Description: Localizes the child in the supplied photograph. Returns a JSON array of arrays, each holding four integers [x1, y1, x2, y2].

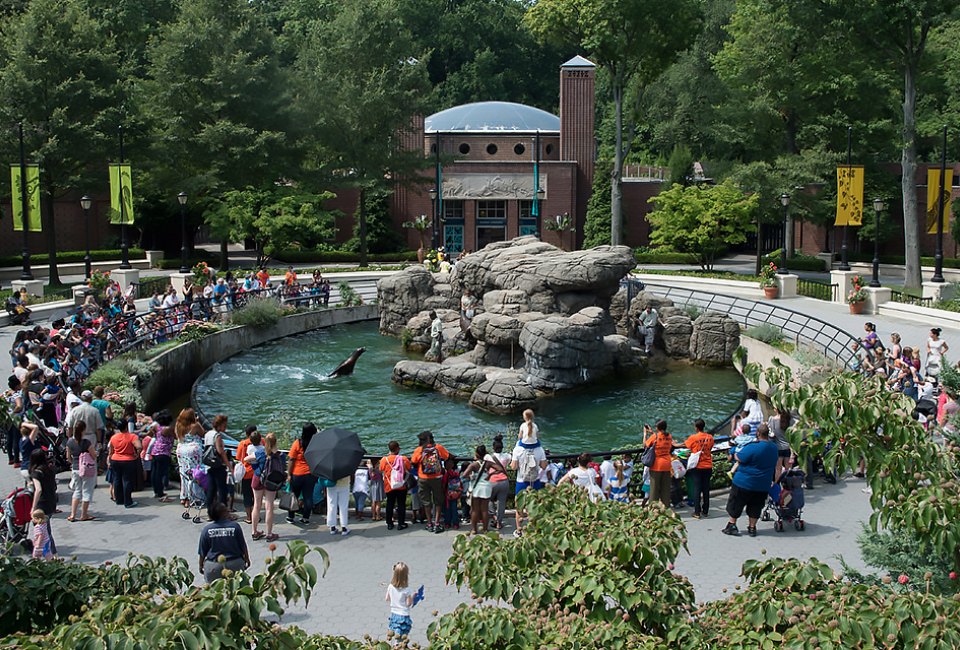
[[385, 562, 413, 641], [727, 422, 757, 479], [441, 458, 462, 530], [31, 510, 54, 560], [608, 457, 633, 503], [517, 409, 541, 446], [353, 464, 370, 521], [367, 459, 384, 521]]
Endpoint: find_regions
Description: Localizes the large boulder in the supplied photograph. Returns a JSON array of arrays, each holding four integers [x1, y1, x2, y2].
[[482, 289, 529, 316], [661, 311, 694, 358], [519, 307, 616, 390], [689, 311, 740, 365], [468, 374, 539, 414], [391, 360, 440, 389], [471, 342, 524, 368], [377, 266, 436, 335], [433, 364, 488, 398], [603, 334, 648, 372]]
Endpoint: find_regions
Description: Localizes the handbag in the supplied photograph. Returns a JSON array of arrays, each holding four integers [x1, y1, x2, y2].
[[233, 462, 246, 484], [278, 487, 297, 512], [686, 450, 702, 471], [640, 443, 656, 468], [201, 444, 223, 468]]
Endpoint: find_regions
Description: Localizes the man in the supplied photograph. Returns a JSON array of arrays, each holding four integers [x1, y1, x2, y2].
[[90, 386, 114, 429], [722, 423, 778, 537], [684, 418, 714, 519], [428, 311, 443, 361], [410, 431, 449, 533], [65, 390, 104, 449], [637, 304, 659, 355]]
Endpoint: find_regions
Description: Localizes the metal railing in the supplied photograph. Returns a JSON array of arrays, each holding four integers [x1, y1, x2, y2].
[[643, 283, 859, 367], [890, 290, 933, 308], [797, 279, 838, 302]]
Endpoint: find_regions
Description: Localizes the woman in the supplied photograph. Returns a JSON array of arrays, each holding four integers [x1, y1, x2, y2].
[[460, 445, 495, 534], [65, 422, 97, 521], [198, 501, 249, 583], [150, 410, 175, 502], [175, 409, 204, 507], [487, 435, 511, 529], [558, 453, 604, 501], [888, 333, 902, 361], [203, 414, 231, 517], [766, 410, 792, 482], [29, 448, 57, 556], [108, 418, 142, 508], [927, 328, 949, 378], [247, 432, 280, 542], [644, 420, 675, 508], [286, 422, 318, 525]]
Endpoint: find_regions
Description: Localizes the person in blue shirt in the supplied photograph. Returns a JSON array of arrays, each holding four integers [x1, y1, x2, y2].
[[722, 423, 778, 538]]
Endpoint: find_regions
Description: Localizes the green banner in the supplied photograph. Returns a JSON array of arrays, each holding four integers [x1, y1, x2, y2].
[[109, 162, 134, 225], [10, 163, 41, 232]]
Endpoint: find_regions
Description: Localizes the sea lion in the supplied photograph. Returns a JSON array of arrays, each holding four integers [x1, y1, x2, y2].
[[328, 347, 365, 377]]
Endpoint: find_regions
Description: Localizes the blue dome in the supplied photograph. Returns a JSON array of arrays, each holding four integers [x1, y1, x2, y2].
[[425, 101, 559, 133]]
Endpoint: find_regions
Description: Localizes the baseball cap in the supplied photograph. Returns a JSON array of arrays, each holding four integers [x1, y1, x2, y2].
[[80, 390, 93, 400]]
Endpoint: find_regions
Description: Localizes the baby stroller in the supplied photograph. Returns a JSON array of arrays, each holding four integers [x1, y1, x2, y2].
[[762, 468, 806, 532], [25, 412, 70, 475], [0, 487, 34, 554], [5, 297, 31, 325], [181, 466, 208, 524]]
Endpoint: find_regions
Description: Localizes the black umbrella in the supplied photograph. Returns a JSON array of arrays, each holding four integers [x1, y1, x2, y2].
[[304, 427, 366, 481]]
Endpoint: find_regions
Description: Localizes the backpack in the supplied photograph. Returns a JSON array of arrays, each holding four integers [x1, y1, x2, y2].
[[261, 453, 286, 492], [445, 473, 463, 501], [420, 446, 442, 476], [517, 448, 540, 483], [390, 455, 407, 490], [78, 450, 97, 478]]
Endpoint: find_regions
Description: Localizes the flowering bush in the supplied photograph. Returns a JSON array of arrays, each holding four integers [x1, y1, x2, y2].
[[758, 261, 778, 288], [847, 275, 867, 303], [191, 261, 212, 287], [425, 246, 446, 272], [87, 269, 111, 295]]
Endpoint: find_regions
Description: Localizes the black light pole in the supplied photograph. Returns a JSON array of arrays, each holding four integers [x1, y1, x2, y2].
[[80, 195, 92, 280], [178, 192, 189, 273], [17, 122, 32, 280], [535, 187, 545, 239], [428, 187, 438, 250], [778, 193, 790, 275], [869, 197, 884, 288], [933, 125, 948, 283], [838, 126, 853, 271], [118, 126, 131, 269]]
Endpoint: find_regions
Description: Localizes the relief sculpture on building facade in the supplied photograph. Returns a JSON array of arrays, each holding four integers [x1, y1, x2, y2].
[[442, 173, 546, 200]]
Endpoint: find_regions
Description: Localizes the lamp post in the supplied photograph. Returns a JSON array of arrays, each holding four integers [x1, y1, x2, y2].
[[80, 195, 92, 280], [428, 187, 438, 250], [535, 187, 545, 239], [870, 197, 884, 288], [17, 122, 32, 280], [933, 125, 948, 283], [778, 193, 790, 275], [118, 126, 131, 269], [177, 192, 188, 273]]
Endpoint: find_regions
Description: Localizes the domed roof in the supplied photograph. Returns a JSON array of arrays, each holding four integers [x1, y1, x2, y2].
[[425, 101, 560, 134]]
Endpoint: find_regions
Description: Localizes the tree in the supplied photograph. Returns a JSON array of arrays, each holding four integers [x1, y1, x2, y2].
[[344, 190, 402, 256], [582, 162, 614, 247], [402, 213, 431, 252], [293, 0, 430, 267], [646, 179, 757, 270], [526, 0, 700, 246], [0, 0, 122, 285]]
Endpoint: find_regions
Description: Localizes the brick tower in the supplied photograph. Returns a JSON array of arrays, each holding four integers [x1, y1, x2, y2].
[[559, 55, 596, 237]]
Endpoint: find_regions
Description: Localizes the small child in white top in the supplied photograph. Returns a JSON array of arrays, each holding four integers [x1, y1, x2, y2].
[[353, 466, 370, 521], [385, 562, 413, 640], [517, 409, 541, 447]]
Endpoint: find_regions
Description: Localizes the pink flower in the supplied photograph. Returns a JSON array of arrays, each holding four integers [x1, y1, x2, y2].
[[898, 574, 909, 585], [950, 572, 957, 580]]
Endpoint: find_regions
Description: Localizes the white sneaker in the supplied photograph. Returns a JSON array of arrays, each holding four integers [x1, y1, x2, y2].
[[330, 527, 338, 535], [341, 528, 350, 536]]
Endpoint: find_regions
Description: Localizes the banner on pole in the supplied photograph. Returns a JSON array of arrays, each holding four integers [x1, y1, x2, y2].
[[926, 168, 954, 234], [835, 165, 865, 226], [10, 163, 41, 232], [108, 162, 134, 225]]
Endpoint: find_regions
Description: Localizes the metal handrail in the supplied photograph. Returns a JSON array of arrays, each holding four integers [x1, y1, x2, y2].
[[797, 278, 838, 302], [643, 283, 858, 368], [890, 290, 933, 308]]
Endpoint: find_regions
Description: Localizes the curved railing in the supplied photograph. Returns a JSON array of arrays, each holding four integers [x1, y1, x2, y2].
[[642, 282, 858, 368]]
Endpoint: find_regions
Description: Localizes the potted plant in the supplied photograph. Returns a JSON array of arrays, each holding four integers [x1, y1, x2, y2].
[[847, 275, 867, 314], [402, 214, 431, 264], [759, 262, 779, 299], [88, 269, 112, 298]]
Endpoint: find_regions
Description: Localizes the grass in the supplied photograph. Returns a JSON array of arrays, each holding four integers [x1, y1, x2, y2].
[[634, 268, 761, 283]]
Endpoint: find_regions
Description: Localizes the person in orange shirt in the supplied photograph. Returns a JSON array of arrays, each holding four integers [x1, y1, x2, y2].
[[379, 440, 412, 530], [643, 420, 676, 508], [284, 266, 297, 287], [235, 425, 259, 524], [410, 431, 450, 533], [286, 423, 319, 525], [684, 418, 714, 519], [256, 267, 270, 290], [108, 422, 142, 508]]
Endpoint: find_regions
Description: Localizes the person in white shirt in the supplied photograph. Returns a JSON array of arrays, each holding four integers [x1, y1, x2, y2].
[[559, 453, 605, 502], [385, 562, 414, 638]]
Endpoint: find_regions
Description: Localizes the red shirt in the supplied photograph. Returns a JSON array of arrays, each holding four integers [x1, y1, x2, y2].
[[110, 432, 139, 462], [411, 444, 450, 479], [379, 454, 412, 493]]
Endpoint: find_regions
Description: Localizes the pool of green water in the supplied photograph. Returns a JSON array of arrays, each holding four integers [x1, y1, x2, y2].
[[194, 321, 745, 455]]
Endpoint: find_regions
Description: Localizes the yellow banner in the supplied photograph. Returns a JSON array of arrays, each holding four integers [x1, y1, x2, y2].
[[926, 168, 954, 234], [10, 164, 41, 232], [835, 165, 865, 226], [109, 162, 134, 225]]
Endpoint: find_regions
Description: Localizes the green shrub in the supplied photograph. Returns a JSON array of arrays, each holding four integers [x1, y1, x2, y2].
[[273, 249, 418, 264], [177, 321, 220, 342], [633, 248, 698, 264], [336, 281, 363, 307], [711, 455, 732, 490], [682, 304, 701, 320], [762, 249, 826, 271], [155, 251, 220, 270], [83, 356, 155, 392], [230, 297, 287, 329], [0, 249, 145, 268], [745, 323, 785, 345], [841, 526, 959, 595]]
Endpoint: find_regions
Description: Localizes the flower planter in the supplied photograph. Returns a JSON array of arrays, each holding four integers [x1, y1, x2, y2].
[[849, 300, 865, 315], [763, 286, 779, 300]]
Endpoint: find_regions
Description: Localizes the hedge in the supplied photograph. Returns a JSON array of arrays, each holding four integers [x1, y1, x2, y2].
[[273, 249, 419, 263], [847, 252, 960, 269], [761, 254, 826, 272], [155, 251, 221, 270], [0, 248, 146, 268], [633, 250, 698, 264]]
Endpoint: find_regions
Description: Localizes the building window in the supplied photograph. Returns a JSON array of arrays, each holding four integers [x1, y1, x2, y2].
[[545, 143, 554, 155], [518, 200, 533, 219], [430, 143, 437, 153], [444, 200, 464, 221], [459, 143, 470, 154], [444, 224, 464, 253], [477, 200, 506, 220], [514, 143, 525, 156], [486, 143, 498, 155]]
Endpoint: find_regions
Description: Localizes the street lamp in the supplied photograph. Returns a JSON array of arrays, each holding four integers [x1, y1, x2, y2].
[[177, 192, 188, 273], [870, 197, 884, 288], [80, 195, 92, 280], [428, 187, 438, 250], [535, 187, 545, 239], [778, 193, 790, 275]]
